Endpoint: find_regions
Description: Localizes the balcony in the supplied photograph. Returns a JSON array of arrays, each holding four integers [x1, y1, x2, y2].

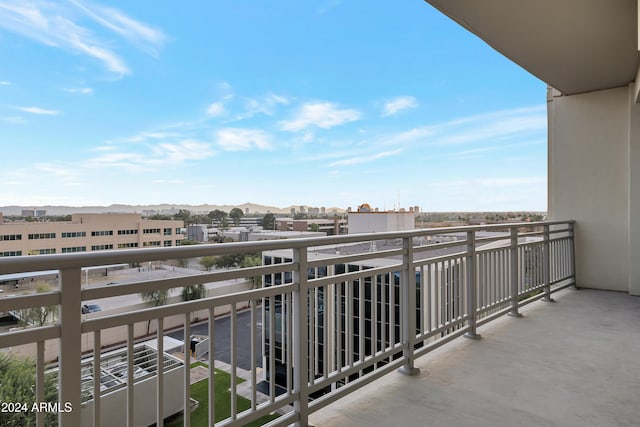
[[0, 221, 597, 426], [309, 287, 640, 426]]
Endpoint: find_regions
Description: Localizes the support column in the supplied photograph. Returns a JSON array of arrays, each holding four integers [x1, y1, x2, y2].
[[464, 231, 481, 339], [628, 82, 640, 295], [293, 247, 311, 426], [542, 225, 555, 302], [508, 228, 523, 317], [58, 268, 82, 427], [398, 236, 420, 376]]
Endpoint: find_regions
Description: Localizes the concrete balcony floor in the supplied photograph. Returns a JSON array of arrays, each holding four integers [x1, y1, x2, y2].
[[309, 288, 640, 427]]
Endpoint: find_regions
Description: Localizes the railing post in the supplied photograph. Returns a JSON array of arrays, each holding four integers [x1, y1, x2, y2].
[[542, 224, 555, 302], [569, 222, 577, 285], [293, 247, 311, 426], [464, 231, 481, 339], [508, 227, 523, 317], [58, 267, 82, 427], [398, 236, 419, 376]]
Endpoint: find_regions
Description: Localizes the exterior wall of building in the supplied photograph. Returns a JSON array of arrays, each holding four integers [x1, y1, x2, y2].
[[186, 224, 207, 242], [548, 85, 638, 294], [628, 85, 640, 296], [277, 219, 347, 235], [0, 213, 184, 257], [80, 365, 184, 427], [261, 249, 456, 394], [348, 212, 415, 234]]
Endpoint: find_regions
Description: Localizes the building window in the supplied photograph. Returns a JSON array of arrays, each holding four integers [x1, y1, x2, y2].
[[175, 228, 182, 234], [28, 233, 56, 240], [91, 244, 113, 251], [28, 248, 56, 255], [163, 240, 172, 247], [1, 234, 22, 241], [117, 243, 139, 248], [62, 231, 87, 238], [175, 240, 182, 246], [163, 228, 172, 236], [143, 228, 161, 234], [62, 246, 87, 253], [0, 251, 22, 257], [143, 241, 161, 247], [117, 229, 138, 235], [91, 230, 114, 236]]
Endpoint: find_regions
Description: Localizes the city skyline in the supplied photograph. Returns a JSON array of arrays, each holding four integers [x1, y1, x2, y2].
[[0, 1, 546, 211]]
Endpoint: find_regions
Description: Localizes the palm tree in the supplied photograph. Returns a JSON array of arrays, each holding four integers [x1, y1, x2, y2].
[[140, 289, 169, 334], [182, 284, 206, 301]]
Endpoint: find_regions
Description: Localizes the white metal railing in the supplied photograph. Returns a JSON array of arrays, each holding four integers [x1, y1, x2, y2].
[[0, 221, 575, 427]]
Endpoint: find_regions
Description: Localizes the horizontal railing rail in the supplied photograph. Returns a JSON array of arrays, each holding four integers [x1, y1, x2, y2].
[[0, 220, 575, 427]]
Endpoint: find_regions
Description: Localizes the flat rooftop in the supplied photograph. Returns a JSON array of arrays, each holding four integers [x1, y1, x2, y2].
[[309, 288, 640, 427]]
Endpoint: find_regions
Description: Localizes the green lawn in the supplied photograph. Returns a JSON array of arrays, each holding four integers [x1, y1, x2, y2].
[[165, 363, 279, 427]]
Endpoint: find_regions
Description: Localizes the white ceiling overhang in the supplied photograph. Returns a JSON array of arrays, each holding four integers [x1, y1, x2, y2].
[[424, 0, 640, 95]]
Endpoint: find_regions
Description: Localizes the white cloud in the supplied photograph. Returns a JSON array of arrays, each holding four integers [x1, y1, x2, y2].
[[0, 80, 10, 85], [427, 176, 545, 189], [70, 0, 166, 56], [381, 96, 418, 117], [450, 140, 544, 158], [381, 105, 546, 148], [419, 176, 547, 211], [216, 128, 271, 151], [124, 131, 181, 143], [233, 92, 289, 121], [150, 140, 214, 163], [152, 179, 185, 185], [206, 102, 225, 117], [280, 101, 361, 131], [16, 106, 60, 115], [63, 87, 93, 94], [0, 1, 166, 75], [1, 115, 27, 124], [329, 148, 403, 167], [317, 0, 342, 15], [87, 139, 215, 171]]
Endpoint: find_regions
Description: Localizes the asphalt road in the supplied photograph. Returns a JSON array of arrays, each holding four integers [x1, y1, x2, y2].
[[167, 308, 263, 371]]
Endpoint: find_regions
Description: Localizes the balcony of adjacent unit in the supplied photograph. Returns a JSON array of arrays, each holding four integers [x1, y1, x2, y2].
[[4, 220, 635, 427]]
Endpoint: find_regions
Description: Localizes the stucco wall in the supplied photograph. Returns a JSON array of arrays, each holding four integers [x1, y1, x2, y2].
[[80, 365, 184, 427], [627, 85, 640, 295], [548, 86, 630, 292], [7, 280, 253, 362], [348, 212, 415, 234]]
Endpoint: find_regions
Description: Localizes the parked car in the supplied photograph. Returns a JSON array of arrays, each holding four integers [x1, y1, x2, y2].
[[81, 304, 102, 314]]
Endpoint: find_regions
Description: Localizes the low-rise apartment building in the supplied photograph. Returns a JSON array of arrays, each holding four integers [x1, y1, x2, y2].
[[0, 213, 184, 257]]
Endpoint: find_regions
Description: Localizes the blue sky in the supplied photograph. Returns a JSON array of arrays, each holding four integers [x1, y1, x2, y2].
[[0, 0, 547, 211]]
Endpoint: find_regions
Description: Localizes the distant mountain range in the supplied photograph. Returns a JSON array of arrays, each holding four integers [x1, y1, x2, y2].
[[0, 203, 346, 216]]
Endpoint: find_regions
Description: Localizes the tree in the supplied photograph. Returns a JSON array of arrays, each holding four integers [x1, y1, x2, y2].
[[214, 254, 245, 269], [146, 214, 172, 220], [261, 213, 276, 230], [309, 223, 319, 232], [208, 209, 228, 229], [182, 284, 206, 301], [240, 254, 263, 289], [182, 283, 206, 322], [174, 209, 192, 223], [19, 282, 57, 326], [141, 289, 169, 307], [140, 289, 170, 334], [199, 256, 218, 271], [180, 239, 201, 246], [229, 207, 244, 226], [0, 353, 57, 427]]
